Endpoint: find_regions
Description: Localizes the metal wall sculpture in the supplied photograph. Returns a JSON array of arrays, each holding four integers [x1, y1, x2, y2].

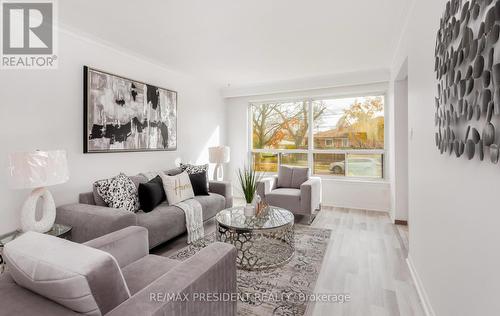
[[435, 0, 500, 163]]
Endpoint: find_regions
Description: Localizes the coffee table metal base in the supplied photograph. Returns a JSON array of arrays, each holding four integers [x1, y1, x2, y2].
[[216, 222, 294, 270]]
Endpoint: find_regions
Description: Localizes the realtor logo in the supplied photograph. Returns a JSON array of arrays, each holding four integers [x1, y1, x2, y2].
[[1, 0, 58, 69]]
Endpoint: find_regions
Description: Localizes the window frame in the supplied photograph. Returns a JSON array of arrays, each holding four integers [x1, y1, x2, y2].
[[248, 92, 387, 181]]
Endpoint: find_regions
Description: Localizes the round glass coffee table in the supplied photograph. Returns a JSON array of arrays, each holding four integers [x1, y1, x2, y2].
[[215, 206, 294, 270]]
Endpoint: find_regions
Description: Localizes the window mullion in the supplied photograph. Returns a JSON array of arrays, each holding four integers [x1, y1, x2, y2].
[[308, 99, 314, 173], [345, 152, 350, 177]]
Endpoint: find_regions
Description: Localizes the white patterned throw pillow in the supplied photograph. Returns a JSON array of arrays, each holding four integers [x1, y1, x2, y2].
[[94, 173, 140, 212], [180, 163, 208, 175], [159, 171, 194, 205]]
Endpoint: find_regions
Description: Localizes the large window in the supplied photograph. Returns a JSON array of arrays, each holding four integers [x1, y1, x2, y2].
[[251, 95, 385, 179]]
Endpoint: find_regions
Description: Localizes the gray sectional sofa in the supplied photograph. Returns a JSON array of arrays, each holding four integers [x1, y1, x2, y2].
[[56, 168, 233, 248], [0, 226, 237, 316]]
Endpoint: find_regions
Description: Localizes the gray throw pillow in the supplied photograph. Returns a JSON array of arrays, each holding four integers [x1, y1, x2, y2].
[[92, 185, 108, 206], [278, 166, 309, 189], [290, 167, 309, 189], [277, 165, 293, 188], [128, 174, 148, 188], [165, 167, 183, 176], [94, 173, 140, 212]]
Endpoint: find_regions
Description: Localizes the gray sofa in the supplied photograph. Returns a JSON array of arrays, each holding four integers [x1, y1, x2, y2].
[[56, 168, 233, 248], [0, 226, 237, 316]]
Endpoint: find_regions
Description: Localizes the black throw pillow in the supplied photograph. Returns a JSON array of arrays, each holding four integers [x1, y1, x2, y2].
[[138, 175, 166, 212], [189, 171, 209, 196]]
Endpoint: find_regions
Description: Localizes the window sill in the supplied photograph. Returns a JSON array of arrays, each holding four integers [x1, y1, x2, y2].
[[256, 172, 389, 185], [319, 177, 389, 185]]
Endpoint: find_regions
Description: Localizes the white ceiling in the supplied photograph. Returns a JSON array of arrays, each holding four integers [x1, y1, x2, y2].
[[59, 0, 412, 87]]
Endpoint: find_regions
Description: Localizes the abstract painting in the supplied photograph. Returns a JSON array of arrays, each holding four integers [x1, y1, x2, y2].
[[83, 66, 177, 153]]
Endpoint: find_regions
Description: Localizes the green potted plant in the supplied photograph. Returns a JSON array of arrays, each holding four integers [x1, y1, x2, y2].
[[237, 166, 262, 216]]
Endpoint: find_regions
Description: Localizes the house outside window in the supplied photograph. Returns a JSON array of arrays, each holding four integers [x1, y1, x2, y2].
[[250, 95, 385, 179]]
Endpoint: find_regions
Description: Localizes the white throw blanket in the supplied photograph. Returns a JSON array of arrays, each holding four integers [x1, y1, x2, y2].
[[175, 199, 204, 243], [141, 171, 204, 243]]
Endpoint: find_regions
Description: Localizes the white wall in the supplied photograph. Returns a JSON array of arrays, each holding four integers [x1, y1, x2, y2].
[[0, 28, 225, 234], [225, 81, 391, 212], [394, 78, 409, 221], [388, 71, 409, 222], [392, 0, 500, 315]]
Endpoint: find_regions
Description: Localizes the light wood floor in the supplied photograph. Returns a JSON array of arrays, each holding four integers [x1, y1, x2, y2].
[[307, 207, 423, 316], [153, 204, 424, 316], [396, 224, 409, 257]]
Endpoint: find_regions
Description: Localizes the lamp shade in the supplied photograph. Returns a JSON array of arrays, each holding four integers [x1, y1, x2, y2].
[[208, 146, 230, 164], [8, 150, 69, 189]]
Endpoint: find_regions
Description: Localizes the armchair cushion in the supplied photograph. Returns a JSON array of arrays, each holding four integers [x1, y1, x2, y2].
[[277, 166, 293, 188], [0, 273, 81, 316], [4, 232, 130, 316], [266, 188, 301, 213], [277, 166, 309, 189], [107, 242, 237, 316], [121, 255, 178, 295], [291, 167, 309, 188]]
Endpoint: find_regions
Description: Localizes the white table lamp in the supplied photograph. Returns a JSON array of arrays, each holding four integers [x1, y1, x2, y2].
[[8, 150, 69, 233], [209, 146, 230, 181]]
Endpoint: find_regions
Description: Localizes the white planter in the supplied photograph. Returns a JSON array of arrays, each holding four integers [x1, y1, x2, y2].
[[244, 204, 255, 216]]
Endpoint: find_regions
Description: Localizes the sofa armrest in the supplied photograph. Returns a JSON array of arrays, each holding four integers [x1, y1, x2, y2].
[[209, 181, 233, 208], [56, 203, 137, 243], [256, 175, 278, 200], [84, 226, 148, 268], [78, 191, 95, 205], [300, 177, 322, 215], [107, 242, 237, 316]]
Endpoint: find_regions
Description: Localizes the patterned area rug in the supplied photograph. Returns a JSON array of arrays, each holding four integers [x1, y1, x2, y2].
[[167, 225, 331, 316]]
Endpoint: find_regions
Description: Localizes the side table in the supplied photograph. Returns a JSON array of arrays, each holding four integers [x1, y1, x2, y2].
[[0, 223, 72, 274]]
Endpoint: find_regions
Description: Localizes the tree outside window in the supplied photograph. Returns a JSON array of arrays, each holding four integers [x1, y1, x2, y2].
[[251, 96, 385, 179]]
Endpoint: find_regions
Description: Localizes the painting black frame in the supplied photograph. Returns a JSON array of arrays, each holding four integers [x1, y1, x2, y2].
[[83, 66, 178, 153]]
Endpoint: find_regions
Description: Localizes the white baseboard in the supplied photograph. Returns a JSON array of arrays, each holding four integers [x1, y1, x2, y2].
[[322, 203, 389, 214], [406, 255, 436, 316]]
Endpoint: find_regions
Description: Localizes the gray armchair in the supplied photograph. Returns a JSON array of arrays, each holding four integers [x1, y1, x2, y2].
[[0, 226, 237, 316], [257, 166, 321, 224]]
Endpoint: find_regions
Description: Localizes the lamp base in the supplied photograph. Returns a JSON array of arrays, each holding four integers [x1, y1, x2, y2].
[[213, 163, 224, 181], [21, 187, 56, 233]]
